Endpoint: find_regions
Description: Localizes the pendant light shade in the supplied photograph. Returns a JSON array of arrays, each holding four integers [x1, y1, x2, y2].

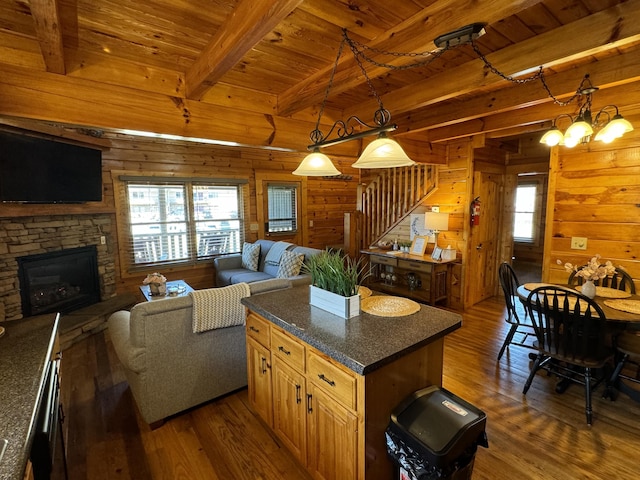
[[351, 135, 416, 169], [564, 117, 593, 140], [594, 114, 634, 143], [293, 150, 341, 176], [539, 127, 564, 147]]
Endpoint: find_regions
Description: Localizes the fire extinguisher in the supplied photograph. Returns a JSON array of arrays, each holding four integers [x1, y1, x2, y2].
[[470, 196, 481, 226]]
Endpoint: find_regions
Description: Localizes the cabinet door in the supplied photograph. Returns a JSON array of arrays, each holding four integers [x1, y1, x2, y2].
[[247, 337, 273, 426], [272, 358, 307, 464], [306, 383, 358, 480]]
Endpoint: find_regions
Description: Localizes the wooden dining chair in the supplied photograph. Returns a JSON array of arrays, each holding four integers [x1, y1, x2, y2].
[[497, 262, 535, 361], [604, 329, 640, 402], [523, 286, 613, 426], [568, 266, 636, 294]]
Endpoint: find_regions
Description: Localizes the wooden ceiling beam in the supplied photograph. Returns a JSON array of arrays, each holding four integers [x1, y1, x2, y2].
[[394, 47, 640, 136], [29, 0, 66, 74], [422, 81, 640, 143], [185, 0, 302, 100], [276, 0, 544, 117], [374, 1, 640, 118]]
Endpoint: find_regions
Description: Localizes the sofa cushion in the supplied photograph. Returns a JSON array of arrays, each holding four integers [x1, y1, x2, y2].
[[277, 250, 305, 278], [230, 270, 274, 284], [241, 242, 260, 271]]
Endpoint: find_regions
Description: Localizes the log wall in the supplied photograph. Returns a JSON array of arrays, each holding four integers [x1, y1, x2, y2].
[[0, 121, 360, 303], [543, 131, 640, 287]]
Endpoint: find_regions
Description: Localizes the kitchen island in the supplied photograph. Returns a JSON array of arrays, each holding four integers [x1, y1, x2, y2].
[[241, 285, 462, 480], [0, 313, 60, 480]]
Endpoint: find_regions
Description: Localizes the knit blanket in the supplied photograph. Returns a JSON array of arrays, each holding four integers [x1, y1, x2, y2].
[[264, 241, 293, 266], [190, 283, 251, 333]]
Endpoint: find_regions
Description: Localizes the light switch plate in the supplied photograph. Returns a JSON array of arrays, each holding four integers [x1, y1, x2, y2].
[[571, 237, 587, 250]]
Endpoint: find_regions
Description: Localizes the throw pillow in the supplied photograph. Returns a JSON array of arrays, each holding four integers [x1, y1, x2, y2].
[[277, 250, 305, 278], [242, 242, 260, 271]]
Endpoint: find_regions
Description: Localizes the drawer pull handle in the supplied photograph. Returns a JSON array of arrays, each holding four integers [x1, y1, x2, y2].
[[261, 357, 269, 374], [307, 393, 313, 413], [318, 374, 336, 387], [296, 384, 301, 404], [249, 326, 260, 333], [278, 346, 291, 356]]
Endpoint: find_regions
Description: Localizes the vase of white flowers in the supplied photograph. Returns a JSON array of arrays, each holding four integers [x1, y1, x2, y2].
[[143, 272, 167, 296], [558, 255, 616, 299]]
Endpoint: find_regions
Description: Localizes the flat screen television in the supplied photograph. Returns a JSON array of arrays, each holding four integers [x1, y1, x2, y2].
[[0, 130, 103, 203]]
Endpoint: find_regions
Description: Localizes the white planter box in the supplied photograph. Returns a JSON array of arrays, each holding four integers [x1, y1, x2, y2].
[[309, 285, 361, 319]]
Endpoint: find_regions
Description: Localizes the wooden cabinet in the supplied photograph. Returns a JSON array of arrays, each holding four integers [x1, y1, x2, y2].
[[246, 312, 360, 479], [362, 250, 454, 306], [246, 313, 273, 427], [306, 382, 358, 480]]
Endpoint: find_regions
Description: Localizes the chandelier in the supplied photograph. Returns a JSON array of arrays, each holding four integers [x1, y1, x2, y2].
[[539, 75, 634, 147], [292, 24, 634, 175]]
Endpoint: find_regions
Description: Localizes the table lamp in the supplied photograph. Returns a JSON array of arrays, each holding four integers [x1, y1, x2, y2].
[[424, 212, 449, 246]]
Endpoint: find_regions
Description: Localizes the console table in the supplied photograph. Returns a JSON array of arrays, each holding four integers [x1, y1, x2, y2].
[[360, 249, 457, 306]]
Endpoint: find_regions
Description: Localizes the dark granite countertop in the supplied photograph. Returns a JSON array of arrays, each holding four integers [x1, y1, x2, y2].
[[0, 314, 59, 480], [241, 285, 462, 375]]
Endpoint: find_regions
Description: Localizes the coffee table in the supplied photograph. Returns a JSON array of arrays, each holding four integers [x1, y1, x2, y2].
[[139, 280, 194, 301]]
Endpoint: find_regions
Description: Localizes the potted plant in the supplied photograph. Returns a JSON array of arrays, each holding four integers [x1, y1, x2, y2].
[[304, 250, 368, 318]]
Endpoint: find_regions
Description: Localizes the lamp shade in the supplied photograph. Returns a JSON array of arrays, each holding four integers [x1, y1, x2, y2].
[[595, 114, 634, 143], [564, 118, 593, 140], [425, 212, 449, 232], [539, 127, 564, 146], [293, 150, 341, 176], [351, 136, 415, 169]]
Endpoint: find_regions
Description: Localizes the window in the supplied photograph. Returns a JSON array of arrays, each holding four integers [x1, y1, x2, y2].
[[267, 183, 298, 234], [124, 178, 244, 267], [513, 184, 537, 242]]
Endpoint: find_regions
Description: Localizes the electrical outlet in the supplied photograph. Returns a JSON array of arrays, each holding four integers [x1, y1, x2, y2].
[[571, 237, 587, 250], [100, 236, 106, 245]]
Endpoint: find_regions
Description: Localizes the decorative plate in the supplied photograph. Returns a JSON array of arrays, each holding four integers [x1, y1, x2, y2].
[[361, 295, 420, 317], [604, 299, 640, 314], [358, 286, 372, 298]]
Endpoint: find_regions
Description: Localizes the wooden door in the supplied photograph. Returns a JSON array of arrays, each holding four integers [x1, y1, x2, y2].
[[272, 358, 307, 465], [255, 171, 308, 245], [247, 337, 273, 427], [467, 171, 503, 306], [306, 383, 358, 480]]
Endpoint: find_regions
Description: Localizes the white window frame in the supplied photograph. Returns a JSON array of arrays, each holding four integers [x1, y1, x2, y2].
[[119, 176, 246, 270], [513, 182, 540, 244]]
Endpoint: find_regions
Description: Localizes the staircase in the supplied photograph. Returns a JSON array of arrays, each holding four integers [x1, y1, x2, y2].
[[361, 163, 437, 248]]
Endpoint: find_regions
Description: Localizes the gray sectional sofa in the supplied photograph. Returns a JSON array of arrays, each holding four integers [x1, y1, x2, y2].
[[214, 239, 321, 287], [107, 278, 291, 425]]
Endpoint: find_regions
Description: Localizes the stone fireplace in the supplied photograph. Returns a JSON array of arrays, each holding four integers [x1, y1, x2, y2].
[[0, 214, 116, 321], [18, 245, 101, 317]]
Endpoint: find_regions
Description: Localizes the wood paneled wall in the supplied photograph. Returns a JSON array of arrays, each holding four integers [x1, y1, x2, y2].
[[543, 131, 640, 288], [0, 121, 360, 296]]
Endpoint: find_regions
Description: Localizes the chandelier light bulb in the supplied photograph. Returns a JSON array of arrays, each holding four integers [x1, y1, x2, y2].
[[564, 119, 593, 140]]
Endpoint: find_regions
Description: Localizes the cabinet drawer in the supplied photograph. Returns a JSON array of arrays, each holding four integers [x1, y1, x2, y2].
[[271, 328, 305, 371], [370, 255, 397, 267], [246, 312, 270, 348], [398, 259, 433, 274], [307, 351, 356, 410]]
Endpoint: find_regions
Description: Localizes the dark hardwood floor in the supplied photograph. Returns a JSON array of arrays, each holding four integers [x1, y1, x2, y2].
[[61, 296, 640, 479]]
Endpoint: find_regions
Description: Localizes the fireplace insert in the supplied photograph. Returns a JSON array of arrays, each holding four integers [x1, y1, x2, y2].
[[18, 246, 100, 317]]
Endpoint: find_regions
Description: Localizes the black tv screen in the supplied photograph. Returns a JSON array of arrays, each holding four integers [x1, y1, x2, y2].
[[0, 130, 103, 203]]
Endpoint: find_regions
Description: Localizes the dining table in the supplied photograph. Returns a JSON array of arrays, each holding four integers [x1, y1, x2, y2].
[[516, 282, 640, 397], [516, 283, 640, 325]]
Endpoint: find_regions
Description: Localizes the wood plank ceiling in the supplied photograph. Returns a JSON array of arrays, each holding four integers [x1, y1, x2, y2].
[[1, 0, 640, 152]]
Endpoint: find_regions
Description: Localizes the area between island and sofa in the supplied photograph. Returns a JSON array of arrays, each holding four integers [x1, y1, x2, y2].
[[240, 285, 462, 480]]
